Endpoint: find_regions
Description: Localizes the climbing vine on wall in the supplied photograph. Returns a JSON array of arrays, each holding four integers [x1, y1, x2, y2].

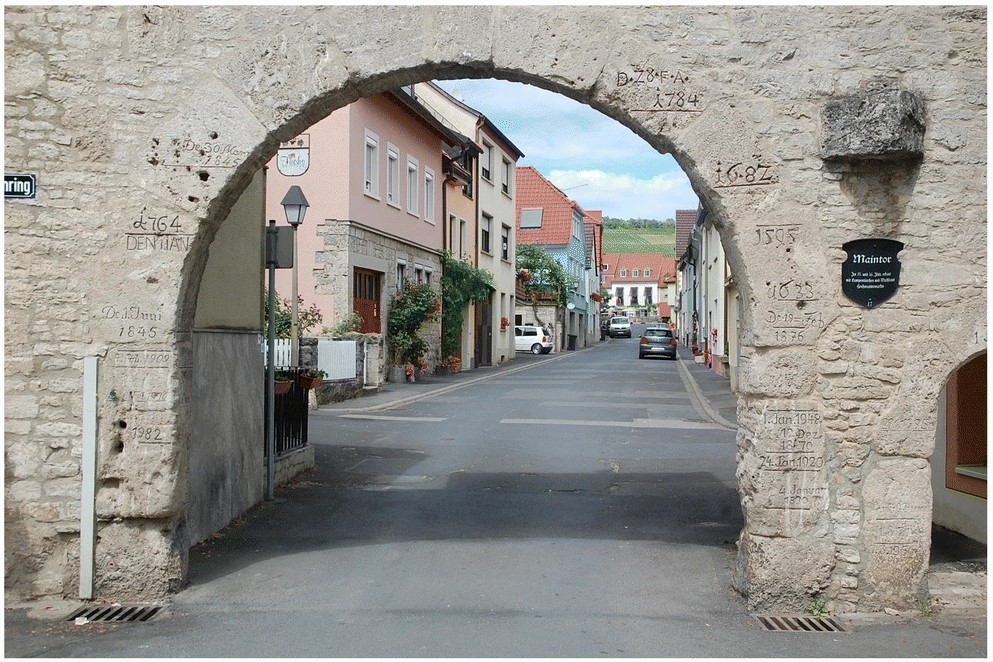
[[440, 253, 494, 360], [386, 282, 441, 366]]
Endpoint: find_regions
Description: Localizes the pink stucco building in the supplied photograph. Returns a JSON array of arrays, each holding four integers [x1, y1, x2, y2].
[[265, 90, 462, 360]]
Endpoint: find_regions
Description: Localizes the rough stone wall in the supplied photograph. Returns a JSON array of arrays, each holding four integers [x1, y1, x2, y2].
[[315, 220, 444, 379], [3, 5, 986, 611]]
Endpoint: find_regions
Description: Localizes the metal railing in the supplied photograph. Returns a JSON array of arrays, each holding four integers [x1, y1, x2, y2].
[[263, 367, 309, 457]]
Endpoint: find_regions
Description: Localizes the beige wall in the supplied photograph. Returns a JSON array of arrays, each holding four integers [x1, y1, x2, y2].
[[195, 170, 264, 330]]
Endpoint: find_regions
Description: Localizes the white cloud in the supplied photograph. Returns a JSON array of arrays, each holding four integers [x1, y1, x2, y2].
[[547, 169, 698, 221], [436, 78, 697, 218]]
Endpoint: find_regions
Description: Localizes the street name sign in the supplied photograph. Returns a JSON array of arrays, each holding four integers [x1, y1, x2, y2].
[[5, 173, 38, 203]]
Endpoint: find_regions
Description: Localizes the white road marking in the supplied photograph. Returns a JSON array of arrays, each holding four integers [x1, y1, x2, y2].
[[500, 418, 721, 430], [339, 414, 446, 422]]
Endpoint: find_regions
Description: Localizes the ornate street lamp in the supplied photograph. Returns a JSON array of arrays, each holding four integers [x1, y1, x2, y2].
[[281, 185, 309, 366]]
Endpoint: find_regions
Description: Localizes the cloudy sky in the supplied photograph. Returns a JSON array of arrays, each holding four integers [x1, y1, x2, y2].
[[435, 78, 699, 221]]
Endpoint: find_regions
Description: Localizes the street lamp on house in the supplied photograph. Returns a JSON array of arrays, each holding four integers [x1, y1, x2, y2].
[[281, 185, 309, 366]]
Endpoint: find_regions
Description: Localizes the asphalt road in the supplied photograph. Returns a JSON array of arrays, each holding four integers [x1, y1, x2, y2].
[[5, 334, 986, 657]]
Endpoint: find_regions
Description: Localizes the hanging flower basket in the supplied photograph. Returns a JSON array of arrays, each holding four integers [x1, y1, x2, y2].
[[299, 375, 323, 390], [298, 369, 326, 390], [274, 380, 292, 395]]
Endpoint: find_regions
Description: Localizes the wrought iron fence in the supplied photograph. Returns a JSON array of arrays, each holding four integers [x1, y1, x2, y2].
[[263, 367, 309, 457]]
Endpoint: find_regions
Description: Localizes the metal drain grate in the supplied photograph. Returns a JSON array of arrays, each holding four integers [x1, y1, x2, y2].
[[67, 604, 164, 624], [755, 614, 847, 632]]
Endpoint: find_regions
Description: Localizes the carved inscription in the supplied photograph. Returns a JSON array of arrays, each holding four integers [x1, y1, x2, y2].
[[102, 305, 165, 341], [111, 349, 176, 412], [754, 223, 799, 248], [115, 349, 173, 369], [126, 208, 195, 252], [161, 137, 248, 168], [754, 402, 828, 533], [129, 421, 174, 445], [613, 65, 705, 132], [758, 406, 824, 474], [617, 67, 703, 112], [714, 155, 778, 189]]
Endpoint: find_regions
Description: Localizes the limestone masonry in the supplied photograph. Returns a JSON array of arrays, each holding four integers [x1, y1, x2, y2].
[[4, 6, 986, 613]]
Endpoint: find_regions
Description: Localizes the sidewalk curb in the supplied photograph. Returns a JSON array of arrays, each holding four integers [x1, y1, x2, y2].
[[676, 357, 737, 431], [320, 343, 606, 415]]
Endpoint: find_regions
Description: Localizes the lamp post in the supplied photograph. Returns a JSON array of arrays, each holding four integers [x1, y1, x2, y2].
[[281, 185, 309, 366]]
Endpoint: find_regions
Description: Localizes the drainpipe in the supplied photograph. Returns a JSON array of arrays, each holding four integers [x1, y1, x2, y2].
[[79, 356, 99, 600]]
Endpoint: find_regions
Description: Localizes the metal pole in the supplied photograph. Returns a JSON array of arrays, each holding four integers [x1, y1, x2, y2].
[[290, 225, 299, 367], [266, 220, 277, 500], [79, 356, 98, 600]]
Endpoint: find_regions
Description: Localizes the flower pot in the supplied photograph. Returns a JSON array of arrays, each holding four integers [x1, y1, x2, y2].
[[299, 375, 323, 390], [274, 380, 292, 395]]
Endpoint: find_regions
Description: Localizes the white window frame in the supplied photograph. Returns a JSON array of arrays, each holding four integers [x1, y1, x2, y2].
[[501, 157, 512, 196], [386, 143, 400, 207], [448, 214, 458, 255], [364, 129, 380, 198], [481, 140, 493, 181], [406, 156, 419, 216], [423, 167, 435, 224], [459, 218, 468, 259], [396, 259, 407, 289], [501, 224, 511, 261], [481, 212, 492, 254]]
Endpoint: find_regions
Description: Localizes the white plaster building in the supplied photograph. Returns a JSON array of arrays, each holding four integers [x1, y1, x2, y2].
[[414, 81, 524, 367]]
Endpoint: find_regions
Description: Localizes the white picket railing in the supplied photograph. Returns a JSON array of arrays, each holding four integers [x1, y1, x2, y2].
[[259, 336, 358, 381], [259, 337, 293, 368]]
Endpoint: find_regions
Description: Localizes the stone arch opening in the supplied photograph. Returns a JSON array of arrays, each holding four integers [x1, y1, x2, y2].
[[932, 350, 987, 544], [175, 66, 745, 595]]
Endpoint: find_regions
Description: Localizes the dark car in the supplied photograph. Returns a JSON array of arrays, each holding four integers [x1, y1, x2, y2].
[[639, 327, 677, 360]]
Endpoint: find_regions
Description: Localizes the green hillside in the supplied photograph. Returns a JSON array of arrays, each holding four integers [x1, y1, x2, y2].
[[602, 223, 676, 256]]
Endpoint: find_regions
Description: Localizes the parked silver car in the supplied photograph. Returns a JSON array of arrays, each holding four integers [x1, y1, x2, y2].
[[639, 326, 677, 360]]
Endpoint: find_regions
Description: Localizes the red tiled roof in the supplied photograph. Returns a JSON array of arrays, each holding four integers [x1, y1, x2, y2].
[[515, 166, 583, 246], [675, 208, 697, 258], [601, 252, 677, 288]]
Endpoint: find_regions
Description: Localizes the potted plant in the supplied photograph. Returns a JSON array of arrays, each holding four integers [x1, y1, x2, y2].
[[274, 371, 293, 395], [439, 354, 462, 374], [298, 368, 326, 390]]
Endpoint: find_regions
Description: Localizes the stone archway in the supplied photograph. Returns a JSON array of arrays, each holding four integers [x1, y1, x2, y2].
[[3, 6, 986, 613]]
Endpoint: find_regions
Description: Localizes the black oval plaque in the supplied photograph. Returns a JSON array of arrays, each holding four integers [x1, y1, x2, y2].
[[842, 238, 903, 309]]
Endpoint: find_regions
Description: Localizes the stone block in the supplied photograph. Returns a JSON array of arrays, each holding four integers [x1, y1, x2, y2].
[[821, 87, 926, 161]]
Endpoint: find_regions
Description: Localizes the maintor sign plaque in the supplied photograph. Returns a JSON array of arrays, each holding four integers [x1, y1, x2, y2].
[[842, 238, 904, 309]]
